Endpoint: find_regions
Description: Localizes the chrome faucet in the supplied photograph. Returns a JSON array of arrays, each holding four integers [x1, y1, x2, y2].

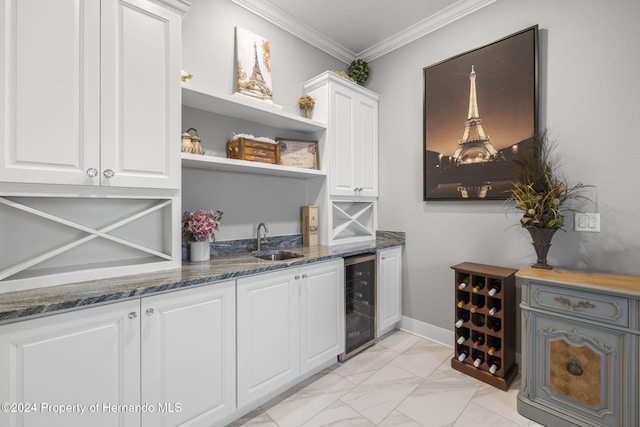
[[256, 222, 269, 251]]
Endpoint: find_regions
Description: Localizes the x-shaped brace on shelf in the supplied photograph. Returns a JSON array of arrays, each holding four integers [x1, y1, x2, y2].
[[0, 197, 172, 280]]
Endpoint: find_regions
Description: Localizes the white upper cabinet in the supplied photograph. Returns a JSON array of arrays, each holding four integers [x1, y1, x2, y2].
[[304, 72, 379, 197], [0, 0, 185, 189]]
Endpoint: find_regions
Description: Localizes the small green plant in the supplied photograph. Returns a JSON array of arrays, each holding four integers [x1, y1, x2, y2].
[[348, 59, 369, 85]]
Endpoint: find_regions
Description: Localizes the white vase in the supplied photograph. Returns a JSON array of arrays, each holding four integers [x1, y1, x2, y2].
[[190, 241, 210, 262]]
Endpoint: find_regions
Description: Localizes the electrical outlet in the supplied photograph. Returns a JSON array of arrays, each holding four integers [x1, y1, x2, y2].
[[574, 213, 600, 232]]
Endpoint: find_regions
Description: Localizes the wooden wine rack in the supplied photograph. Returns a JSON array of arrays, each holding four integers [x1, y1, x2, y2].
[[451, 262, 518, 390]]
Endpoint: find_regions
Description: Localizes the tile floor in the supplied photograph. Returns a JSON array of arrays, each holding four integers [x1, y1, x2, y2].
[[230, 330, 544, 427]]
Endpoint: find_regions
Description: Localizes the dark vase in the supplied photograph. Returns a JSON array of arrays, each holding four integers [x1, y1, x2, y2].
[[527, 228, 558, 270]]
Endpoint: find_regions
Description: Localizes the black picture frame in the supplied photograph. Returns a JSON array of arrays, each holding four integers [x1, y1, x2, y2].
[[423, 25, 539, 201]]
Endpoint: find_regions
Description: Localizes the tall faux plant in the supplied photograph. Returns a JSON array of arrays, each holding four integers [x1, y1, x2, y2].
[[507, 132, 591, 268], [508, 132, 590, 230]]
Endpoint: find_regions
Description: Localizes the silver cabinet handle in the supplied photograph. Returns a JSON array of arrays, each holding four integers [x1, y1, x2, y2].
[[301, 274, 308, 279], [145, 308, 154, 316], [294, 275, 301, 280], [87, 168, 98, 177], [103, 169, 115, 178], [128, 312, 137, 319]]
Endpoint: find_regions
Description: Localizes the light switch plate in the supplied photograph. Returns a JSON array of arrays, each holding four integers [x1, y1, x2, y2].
[[574, 213, 600, 232]]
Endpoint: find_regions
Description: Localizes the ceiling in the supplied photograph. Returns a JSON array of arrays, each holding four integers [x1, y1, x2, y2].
[[230, 0, 496, 63]]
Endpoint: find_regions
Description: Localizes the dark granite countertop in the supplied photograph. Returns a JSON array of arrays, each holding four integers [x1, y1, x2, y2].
[[0, 232, 404, 324]]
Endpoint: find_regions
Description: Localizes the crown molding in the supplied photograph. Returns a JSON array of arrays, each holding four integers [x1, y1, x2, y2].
[[358, 0, 497, 62], [230, 0, 355, 64], [230, 0, 495, 64]]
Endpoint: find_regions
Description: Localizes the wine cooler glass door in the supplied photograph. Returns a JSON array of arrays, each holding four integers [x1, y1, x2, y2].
[[341, 254, 376, 361]]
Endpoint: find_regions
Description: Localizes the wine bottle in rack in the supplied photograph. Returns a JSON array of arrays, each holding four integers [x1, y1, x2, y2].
[[472, 279, 485, 293], [470, 305, 478, 313], [487, 281, 501, 296], [487, 298, 502, 316], [471, 312, 485, 327], [458, 351, 468, 362], [487, 356, 500, 374], [456, 291, 469, 308], [473, 335, 484, 348], [473, 355, 483, 367], [486, 335, 501, 354], [455, 309, 470, 328], [489, 317, 501, 332], [457, 335, 467, 345], [471, 293, 485, 309], [458, 276, 470, 289]]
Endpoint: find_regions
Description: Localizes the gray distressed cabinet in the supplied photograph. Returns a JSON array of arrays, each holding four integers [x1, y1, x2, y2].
[[518, 267, 640, 427]]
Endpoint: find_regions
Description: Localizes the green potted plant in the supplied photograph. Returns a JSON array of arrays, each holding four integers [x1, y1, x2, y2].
[[348, 59, 369, 85], [506, 132, 591, 269]]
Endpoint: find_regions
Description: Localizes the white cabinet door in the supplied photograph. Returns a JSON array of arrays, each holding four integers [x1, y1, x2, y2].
[[357, 96, 378, 197], [141, 281, 236, 427], [299, 260, 344, 374], [0, 0, 181, 189], [100, 0, 181, 189], [0, 300, 141, 427], [377, 247, 403, 337], [329, 83, 379, 198], [237, 269, 300, 409], [330, 85, 357, 196], [0, 0, 101, 185]]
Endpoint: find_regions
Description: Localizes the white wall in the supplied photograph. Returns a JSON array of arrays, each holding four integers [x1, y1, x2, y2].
[[369, 0, 640, 330], [180, 0, 345, 240]]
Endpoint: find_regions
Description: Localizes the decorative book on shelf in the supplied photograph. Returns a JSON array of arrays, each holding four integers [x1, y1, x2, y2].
[[451, 262, 518, 390]]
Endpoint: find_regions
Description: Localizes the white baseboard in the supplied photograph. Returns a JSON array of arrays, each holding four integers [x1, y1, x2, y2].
[[399, 315, 454, 348], [399, 315, 521, 372]]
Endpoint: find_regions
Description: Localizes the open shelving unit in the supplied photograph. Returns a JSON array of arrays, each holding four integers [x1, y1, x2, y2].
[[450, 262, 518, 390], [329, 201, 376, 245], [180, 84, 327, 179], [182, 84, 327, 133], [181, 153, 326, 179]]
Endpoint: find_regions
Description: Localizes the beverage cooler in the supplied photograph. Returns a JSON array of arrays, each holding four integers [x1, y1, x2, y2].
[[340, 253, 376, 361]]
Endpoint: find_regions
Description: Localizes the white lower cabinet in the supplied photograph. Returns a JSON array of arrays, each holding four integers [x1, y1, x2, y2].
[[237, 260, 344, 409], [141, 281, 236, 427], [0, 260, 344, 426], [377, 246, 403, 338], [0, 300, 141, 427], [299, 261, 345, 374], [0, 280, 235, 427]]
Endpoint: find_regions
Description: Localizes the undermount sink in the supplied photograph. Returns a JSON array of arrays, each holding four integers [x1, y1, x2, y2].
[[252, 250, 303, 261]]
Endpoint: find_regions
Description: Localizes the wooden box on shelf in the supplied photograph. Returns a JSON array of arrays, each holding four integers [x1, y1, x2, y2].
[[451, 262, 518, 390], [226, 138, 280, 164]]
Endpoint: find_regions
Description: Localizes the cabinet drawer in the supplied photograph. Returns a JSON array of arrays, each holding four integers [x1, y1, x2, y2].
[[529, 282, 629, 328]]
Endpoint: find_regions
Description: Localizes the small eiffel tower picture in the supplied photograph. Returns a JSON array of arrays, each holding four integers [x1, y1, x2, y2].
[[235, 26, 273, 102]]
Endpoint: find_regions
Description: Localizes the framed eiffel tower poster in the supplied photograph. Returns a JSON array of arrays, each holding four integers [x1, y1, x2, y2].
[[235, 26, 274, 104], [423, 26, 538, 200]]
